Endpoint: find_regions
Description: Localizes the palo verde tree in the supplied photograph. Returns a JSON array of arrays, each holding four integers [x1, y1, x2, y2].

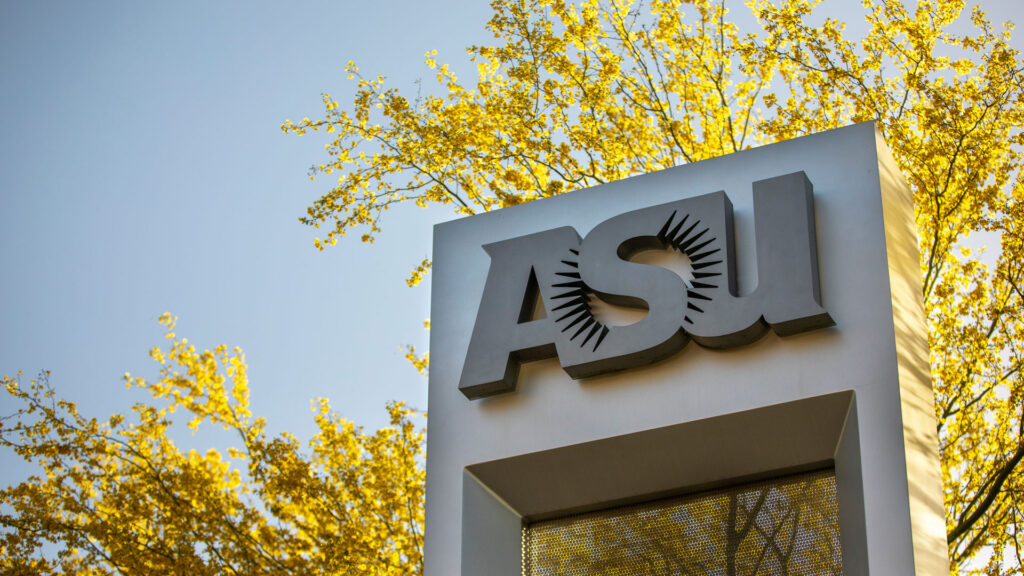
[[283, 0, 1024, 572], [0, 314, 425, 575], [2, 0, 1021, 574]]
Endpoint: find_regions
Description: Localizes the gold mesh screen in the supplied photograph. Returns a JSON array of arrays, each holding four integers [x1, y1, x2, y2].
[[522, 469, 842, 576]]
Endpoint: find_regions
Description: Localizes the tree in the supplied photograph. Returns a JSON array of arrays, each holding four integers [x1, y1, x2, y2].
[[0, 314, 425, 575], [283, 0, 1024, 572]]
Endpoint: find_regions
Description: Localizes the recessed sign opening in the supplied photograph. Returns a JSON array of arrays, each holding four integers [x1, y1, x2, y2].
[[522, 469, 843, 576]]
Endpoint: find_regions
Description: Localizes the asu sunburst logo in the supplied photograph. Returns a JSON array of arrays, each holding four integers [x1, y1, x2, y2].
[[459, 172, 834, 400], [551, 210, 724, 353]]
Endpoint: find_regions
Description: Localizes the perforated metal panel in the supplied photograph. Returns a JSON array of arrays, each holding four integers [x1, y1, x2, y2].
[[523, 469, 842, 576]]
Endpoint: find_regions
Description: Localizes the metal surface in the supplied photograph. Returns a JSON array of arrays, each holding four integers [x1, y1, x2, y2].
[[459, 172, 834, 399], [523, 469, 842, 576], [426, 123, 949, 575]]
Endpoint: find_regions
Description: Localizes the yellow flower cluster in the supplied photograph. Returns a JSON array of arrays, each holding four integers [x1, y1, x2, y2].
[[1, 316, 426, 574], [282, 1, 1024, 571]]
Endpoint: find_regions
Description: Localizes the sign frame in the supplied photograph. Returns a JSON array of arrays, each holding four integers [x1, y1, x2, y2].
[[425, 122, 948, 575]]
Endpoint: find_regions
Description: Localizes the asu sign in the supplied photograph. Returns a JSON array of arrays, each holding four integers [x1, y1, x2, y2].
[[427, 124, 950, 576], [460, 170, 834, 399]]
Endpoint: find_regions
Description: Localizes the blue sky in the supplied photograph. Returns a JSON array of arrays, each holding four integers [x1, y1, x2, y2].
[[0, 1, 495, 459], [1, 0, 1020, 479]]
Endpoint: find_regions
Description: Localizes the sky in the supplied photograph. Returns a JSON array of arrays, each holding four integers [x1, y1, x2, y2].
[[0, 0, 497, 476], [1, 0, 1021, 483]]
